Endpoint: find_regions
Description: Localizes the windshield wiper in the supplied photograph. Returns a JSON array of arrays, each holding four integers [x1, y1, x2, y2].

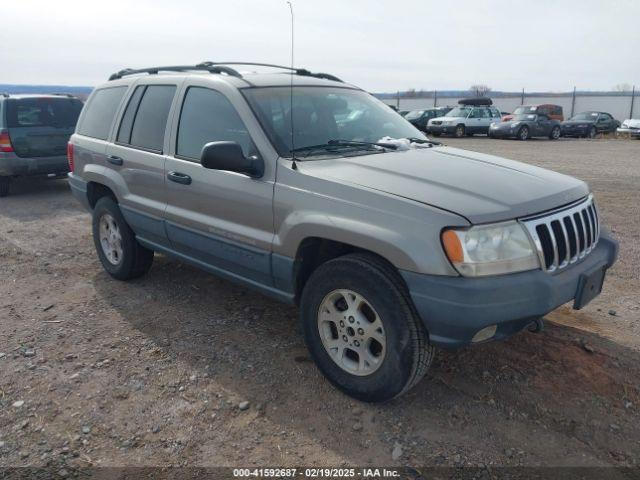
[[405, 137, 442, 146], [290, 139, 398, 156]]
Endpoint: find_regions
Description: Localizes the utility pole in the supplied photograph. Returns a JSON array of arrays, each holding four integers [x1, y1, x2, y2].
[[434, 90, 437, 107], [570, 86, 577, 118], [631, 85, 636, 118], [521, 88, 525, 105], [396, 90, 400, 110]]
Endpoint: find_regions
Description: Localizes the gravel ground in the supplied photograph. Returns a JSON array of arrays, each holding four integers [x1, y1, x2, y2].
[[0, 137, 639, 475]]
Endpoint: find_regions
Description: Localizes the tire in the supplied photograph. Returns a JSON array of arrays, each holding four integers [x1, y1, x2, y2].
[[92, 196, 154, 280], [300, 253, 434, 402], [0, 177, 9, 197], [517, 126, 529, 141], [549, 126, 561, 140], [454, 124, 465, 138], [588, 126, 597, 139]]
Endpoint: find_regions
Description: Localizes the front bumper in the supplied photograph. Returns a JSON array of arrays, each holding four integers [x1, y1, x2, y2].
[[0, 152, 69, 177], [427, 124, 456, 135], [488, 127, 516, 138], [401, 229, 618, 349], [617, 127, 640, 138], [561, 126, 588, 136]]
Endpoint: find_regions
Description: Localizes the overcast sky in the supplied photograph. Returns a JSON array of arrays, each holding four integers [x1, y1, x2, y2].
[[2, 0, 638, 92]]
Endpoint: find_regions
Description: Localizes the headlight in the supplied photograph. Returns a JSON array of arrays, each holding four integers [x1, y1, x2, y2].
[[511, 122, 520, 128], [490, 122, 496, 127], [441, 221, 540, 277]]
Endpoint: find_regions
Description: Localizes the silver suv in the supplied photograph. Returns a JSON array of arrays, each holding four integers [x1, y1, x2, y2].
[[68, 63, 618, 402]]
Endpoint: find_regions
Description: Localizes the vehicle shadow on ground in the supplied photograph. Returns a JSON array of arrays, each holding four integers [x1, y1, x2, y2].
[[0, 177, 81, 220], [93, 254, 640, 466]]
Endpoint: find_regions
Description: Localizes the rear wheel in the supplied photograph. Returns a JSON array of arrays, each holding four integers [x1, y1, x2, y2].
[[300, 253, 434, 402], [518, 126, 530, 141], [92, 196, 154, 280], [588, 126, 597, 139], [0, 177, 9, 197], [454, 124, 465, 138], [549, 126, 561, 140]]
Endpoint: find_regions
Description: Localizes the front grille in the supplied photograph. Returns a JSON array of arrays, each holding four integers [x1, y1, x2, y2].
[[521, 195, 599, 273]]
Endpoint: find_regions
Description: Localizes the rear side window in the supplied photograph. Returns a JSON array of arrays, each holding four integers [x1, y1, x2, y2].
[[124, 85, 176, 152], [116, 86, 145, 144], [7, 97, 83, 128], [176, 87, 255, 161], [78, 87, 127, 140]]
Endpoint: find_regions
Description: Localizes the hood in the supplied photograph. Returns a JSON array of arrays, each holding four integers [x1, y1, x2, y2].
[[298, 146, 588, 224], [622, 119, 640, 128]]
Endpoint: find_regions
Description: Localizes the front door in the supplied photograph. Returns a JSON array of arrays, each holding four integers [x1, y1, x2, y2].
[[163, 86, 275, 286]]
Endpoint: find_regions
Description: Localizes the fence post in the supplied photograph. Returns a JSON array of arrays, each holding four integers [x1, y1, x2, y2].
[[570, 86, 576, 118], [521, 88, 525, 105], [434, 90, 437, 107], [631, 85, 636, 118]]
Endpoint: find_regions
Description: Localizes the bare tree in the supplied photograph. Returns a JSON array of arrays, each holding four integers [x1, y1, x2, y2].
[[469, 84, 492, 97], [613, 83, 633, 92]]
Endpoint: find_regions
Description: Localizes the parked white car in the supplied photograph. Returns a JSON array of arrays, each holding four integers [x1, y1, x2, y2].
[[427, 105, 502, 138], [617, 119, 640, 138]]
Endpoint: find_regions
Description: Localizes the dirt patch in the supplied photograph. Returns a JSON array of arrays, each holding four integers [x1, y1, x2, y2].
[[1, 137, 639, 472]]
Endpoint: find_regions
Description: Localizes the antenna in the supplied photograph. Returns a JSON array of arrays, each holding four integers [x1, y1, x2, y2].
[[287, 1, 297, 169]]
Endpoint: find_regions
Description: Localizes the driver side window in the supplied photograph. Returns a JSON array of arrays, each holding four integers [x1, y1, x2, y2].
[[176, 87, 257, 162]]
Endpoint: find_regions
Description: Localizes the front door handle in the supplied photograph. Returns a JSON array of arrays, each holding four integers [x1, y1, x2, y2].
[[107, 155, 123, 166], [167, 171, 192, 185]]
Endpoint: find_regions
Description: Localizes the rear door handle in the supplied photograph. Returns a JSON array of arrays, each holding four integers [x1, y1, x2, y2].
[[107, 155, 123, 166], [167, 171, 192, 185]]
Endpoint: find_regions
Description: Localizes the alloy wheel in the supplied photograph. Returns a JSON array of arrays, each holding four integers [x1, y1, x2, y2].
[[317, 289, 386, 376], [99, 213, 123, 265]]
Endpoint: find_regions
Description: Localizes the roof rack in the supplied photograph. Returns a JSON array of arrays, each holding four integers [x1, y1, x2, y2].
[[51, 93, 77, 98], [108, 62, 343, 83]]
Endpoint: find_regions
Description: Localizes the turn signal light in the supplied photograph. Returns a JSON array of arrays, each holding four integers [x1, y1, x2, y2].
[[441, 229, 464, 263]]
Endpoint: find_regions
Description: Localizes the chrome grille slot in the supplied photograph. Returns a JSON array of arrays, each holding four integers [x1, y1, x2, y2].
[[521, 195, 599, 273]]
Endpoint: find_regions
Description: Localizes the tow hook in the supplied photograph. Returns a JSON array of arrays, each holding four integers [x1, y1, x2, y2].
[[528, 317, 544, 333]]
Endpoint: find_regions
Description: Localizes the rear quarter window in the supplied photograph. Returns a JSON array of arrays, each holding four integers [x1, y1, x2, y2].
[[77, 87, 127, 140]]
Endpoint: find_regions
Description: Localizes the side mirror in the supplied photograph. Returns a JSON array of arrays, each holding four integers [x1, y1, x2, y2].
[[200, 141, 264, 177]]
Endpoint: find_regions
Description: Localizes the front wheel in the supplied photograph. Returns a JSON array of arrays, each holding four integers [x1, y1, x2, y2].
[[454, 124, 466, 138], [300, 253, 434, 402], [92, 196, 154, 280], [588, 126, 597, 139], [0, 177, 9, 197], [549, 126, 561, 140]]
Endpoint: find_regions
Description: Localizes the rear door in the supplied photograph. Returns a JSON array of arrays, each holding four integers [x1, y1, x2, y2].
[[534, 115, 552, 136], [6, 96, 83, 158], [106, 82, 179, 248], [163, 82, 275, 286]]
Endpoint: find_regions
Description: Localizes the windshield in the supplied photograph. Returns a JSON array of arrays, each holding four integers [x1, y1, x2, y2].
[[513, 106, 538, 115], [512, 114, 537, 121], [404, 110, 425, 120], [571, 112, 598, 121], [445, 107, 472, 118], [242, 87, 425, 157]]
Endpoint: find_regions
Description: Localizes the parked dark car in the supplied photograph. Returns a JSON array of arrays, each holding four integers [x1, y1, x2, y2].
[[502, 104, 564, 122], [561, 111, 620, 138], [404, 107, 452, 131], [0, 93, 83, 196], [488, 114, 562, 140]]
